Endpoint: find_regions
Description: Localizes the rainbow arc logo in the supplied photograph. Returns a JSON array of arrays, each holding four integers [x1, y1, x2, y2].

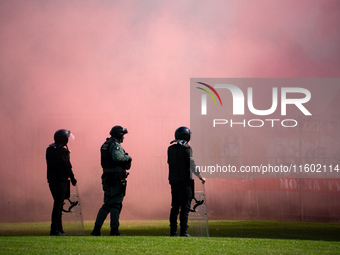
[[196, 82, 223, 106]]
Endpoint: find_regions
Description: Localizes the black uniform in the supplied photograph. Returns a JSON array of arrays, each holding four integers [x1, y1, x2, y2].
[[46, 143, 76, 235], [168, 141, 195, 235]]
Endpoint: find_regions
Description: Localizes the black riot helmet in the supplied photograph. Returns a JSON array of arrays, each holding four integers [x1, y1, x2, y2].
[[54, 129, 72, 146], [110, 125, 128, 142], [174, 126, 191, 142]]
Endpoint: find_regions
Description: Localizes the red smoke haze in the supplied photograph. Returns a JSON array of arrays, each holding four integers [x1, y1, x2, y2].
[[0, 0, 340, 222]]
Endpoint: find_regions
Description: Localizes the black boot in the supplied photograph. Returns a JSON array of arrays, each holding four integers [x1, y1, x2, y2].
[[110, 228, 125, 236], [180, 225, 191, 237], [50, 230, 67, 236], [170, 224, 178, 237], [91, 224, 102, 236], [180, 231, 191, 237]]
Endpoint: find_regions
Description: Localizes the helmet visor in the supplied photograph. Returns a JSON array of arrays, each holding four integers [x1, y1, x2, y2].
[[68, 132, 75, 142]]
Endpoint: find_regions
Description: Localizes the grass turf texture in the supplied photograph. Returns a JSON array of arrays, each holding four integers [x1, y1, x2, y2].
[[1, 220, 340, 254]]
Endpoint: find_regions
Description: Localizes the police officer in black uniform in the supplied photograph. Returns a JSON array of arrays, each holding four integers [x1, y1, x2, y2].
[[91, 125, 132, 236], [46, 129, 77, 236], [168, 126, 206, 237]]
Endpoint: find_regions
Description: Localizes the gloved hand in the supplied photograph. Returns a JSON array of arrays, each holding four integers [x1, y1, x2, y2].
[[71, 177, 77, 186], [200, 177, 206, 184], [124, 156, 132, 170]]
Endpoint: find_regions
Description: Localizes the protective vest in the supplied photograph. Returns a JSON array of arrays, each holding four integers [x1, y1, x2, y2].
[[167, 143, 191, 183], [46, 143, 74, 182], [101, 138, 116, 168]]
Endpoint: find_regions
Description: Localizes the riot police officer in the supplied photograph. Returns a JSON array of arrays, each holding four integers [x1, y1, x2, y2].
[[46, 129, 77, 236], [91, 125, 132, 236], [168, 126, 206, 237]]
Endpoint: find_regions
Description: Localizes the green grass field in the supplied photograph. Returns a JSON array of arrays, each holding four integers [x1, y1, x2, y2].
[[1, 220, 340, 254]]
